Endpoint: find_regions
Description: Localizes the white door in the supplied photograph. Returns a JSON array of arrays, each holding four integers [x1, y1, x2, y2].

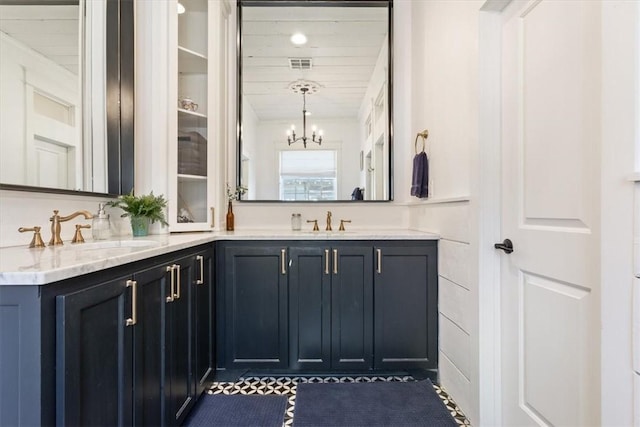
[[500, 1, 600, 425]]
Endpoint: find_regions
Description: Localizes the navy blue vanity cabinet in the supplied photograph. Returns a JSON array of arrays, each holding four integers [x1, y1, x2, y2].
[[219, 242, 289, 369], [56, 274, 135, 427], [52, 244, 214, 427], [373, 242, 438, 373], [216, 239, 437, 376]]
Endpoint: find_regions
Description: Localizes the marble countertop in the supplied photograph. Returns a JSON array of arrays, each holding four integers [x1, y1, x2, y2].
[[0, 229, 439, 285]]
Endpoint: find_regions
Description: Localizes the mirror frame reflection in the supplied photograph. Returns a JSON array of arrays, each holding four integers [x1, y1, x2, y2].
[[237, 0, 394, 202], [0, 0, 134, 197]]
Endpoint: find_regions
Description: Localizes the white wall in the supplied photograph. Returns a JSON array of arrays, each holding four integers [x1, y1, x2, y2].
[[406, 1, 481, 424]]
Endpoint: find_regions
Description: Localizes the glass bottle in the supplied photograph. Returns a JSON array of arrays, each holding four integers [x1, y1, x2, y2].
[[291, 213, 302, 231], [226, 201, 235, 231]]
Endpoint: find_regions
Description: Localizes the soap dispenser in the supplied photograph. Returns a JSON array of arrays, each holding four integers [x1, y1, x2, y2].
[[92, 203, 111, 240]]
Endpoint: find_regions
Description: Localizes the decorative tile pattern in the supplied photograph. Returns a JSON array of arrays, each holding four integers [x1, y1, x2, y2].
[[208, 375, 471, 426]]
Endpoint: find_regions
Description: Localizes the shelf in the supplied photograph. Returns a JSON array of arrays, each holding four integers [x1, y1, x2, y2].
[[178, 46, 207, 74], [178, 173, 208, 182], [178, 109, 207, 128]]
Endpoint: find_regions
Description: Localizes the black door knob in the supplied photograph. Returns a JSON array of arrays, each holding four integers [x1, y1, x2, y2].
[[494, 239, 514, 254]]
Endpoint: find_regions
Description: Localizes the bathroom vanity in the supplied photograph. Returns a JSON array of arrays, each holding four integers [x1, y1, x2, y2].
[[0, 230, 438, 427]]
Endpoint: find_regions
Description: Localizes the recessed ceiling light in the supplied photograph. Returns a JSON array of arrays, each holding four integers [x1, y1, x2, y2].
[[290, 33, 307, 45], [177, 2, 186, 14]]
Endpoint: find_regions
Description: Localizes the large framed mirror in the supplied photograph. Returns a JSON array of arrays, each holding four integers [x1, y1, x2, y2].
[[0, 0, 133, 196], [238, 0, 392, 202]]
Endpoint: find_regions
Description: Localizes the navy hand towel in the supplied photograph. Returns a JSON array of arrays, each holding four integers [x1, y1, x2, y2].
[[410, 151, 429, 198]]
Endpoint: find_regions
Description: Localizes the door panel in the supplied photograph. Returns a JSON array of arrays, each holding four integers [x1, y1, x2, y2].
[[224, 245, 289, 368], [501, 1, 600, 425], [331, 246, 373, 370], [289, 246, 331, 370], [194, 250, 215, 396], [132, 264, 168, 427], [56, 277, 133, 426], [166, 258, 196, 425], [374, 245, 438, 371]]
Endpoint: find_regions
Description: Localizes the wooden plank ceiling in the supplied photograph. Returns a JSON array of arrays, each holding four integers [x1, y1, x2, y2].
[[0, 4, 79, 75], [242, 5, 388, 121]]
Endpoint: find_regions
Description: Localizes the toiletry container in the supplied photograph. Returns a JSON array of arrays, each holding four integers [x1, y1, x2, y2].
[[291, 213, 302, 231], [92, 203, 111, 240]]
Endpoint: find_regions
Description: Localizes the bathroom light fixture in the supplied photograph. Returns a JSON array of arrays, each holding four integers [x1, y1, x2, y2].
[[290, 32, 307, 45], [286, 80, 323, 148], [177, 2, 185, 14], [286, 87, 323, 148]]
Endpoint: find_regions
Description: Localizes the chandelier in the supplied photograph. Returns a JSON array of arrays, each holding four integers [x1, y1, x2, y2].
[[286, 82, 323, 148]]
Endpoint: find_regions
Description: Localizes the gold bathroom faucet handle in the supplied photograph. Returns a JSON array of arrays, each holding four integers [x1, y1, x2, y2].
[[72, 224, 91, 244], [306, 219, 319, 231], [339, 220, 351, 231], [18, 226, 45, 248]]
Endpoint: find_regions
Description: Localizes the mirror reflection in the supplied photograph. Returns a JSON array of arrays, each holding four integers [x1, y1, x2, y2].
[[0, 0, 130, 195], [239, 1, 392, 201]]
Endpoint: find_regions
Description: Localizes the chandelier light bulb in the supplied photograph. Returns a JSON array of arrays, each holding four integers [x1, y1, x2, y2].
[[177, 2, 186, 14], [319, 130, 324, 136], [290, 33, 307, 45], [291, 125, 296, 131], [286, 129, 291, 136], [312, 125, 317, 132]]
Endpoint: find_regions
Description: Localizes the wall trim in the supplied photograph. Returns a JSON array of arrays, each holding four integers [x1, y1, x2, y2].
[[406, 196, 471, 206], [477, 2, 509, 425]]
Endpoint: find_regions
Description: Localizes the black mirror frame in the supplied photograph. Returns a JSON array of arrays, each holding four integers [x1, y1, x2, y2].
[[0, 0, 134, 197], [236, 0, 394, 202]]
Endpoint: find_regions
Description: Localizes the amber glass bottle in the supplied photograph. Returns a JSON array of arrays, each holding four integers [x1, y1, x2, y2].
[[226, 201, 234, 231]]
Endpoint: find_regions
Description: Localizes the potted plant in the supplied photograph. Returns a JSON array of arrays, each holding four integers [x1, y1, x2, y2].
[[108, 191, 168, 236]]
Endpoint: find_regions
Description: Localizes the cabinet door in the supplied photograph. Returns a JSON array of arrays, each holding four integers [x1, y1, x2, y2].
[[289, 245, 331, 370], [331, 246, 374, 370], [165, 256, 196, 426], [223, 244, 288, 369], [132, 264, 169, 427], [168, 0, 216, 231], [56, 276, 134, 426], [194, 249, 215, 396], [373, 244, 438, 371]]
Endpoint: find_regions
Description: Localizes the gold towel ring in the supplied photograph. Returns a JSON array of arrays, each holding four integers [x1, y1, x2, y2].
[[414, 130, 428, 154]]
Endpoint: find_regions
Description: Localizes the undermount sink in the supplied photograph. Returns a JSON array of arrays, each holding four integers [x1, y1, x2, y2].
[[63, 239, 161, 250]]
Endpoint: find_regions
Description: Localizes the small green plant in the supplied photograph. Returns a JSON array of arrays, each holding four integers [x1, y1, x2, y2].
[[108, 190, 168, 226], [226, 184, 248, 201]]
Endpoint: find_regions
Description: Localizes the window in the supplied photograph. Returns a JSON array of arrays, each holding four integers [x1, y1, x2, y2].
[[279, 150, 337, 201]]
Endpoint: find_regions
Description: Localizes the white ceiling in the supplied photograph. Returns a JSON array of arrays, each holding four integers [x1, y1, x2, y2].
[[0, 4, 79, 75], [242, 6, 388, 122]]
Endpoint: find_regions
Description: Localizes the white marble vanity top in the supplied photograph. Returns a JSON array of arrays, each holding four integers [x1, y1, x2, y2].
[[0, 229, 438, 285]]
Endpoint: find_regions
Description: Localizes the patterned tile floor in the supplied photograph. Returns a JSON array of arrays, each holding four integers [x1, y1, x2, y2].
[[208, 375, 471, 426]]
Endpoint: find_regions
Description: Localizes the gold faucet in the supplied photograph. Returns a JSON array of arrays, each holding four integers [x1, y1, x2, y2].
[[49, 210, 94, 245], [326, 211, 332, 231]]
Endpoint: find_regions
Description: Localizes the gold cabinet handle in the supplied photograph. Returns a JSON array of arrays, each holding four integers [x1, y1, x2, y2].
[[196, 255, 204, 285], [210, 207, 215, 228], [174, 264, 181, 299], [166, 265, 175, 303], [376, 249, 382, 274], [333, 249, 338, 275], [125, 280, 137, 326], [281, 249, 287, 274], [324, 249, 330, 275]]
